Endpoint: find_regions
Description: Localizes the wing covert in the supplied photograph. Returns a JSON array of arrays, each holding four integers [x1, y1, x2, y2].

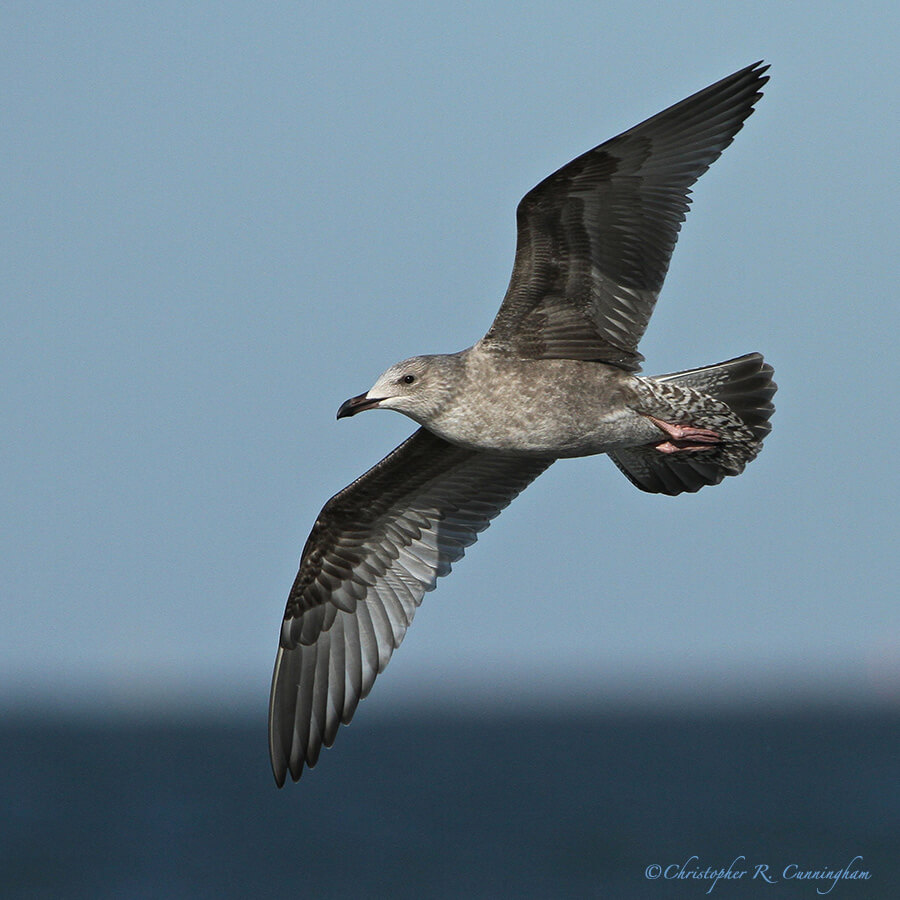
[[481, 62, 769, 371], [269, 428, 552, 785]]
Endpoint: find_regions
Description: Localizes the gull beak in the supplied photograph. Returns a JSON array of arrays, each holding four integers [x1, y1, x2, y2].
[[337, 393, 383, 419]]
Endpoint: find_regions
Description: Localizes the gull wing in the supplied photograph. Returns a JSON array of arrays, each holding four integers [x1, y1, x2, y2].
[[480, 62, 769, 371], [269, 427, 553, 785]]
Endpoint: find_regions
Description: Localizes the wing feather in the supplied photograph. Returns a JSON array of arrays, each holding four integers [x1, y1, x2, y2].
[[268, 427, 552, 785], [480, 62, 768, 371]]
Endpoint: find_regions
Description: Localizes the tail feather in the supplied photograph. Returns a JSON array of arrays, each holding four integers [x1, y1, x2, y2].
[[610, 353, 776, 496], [655, 352, 776, 443]]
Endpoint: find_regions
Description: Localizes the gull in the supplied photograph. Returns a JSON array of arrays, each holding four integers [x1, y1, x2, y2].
[[269, 61, 776, 785]]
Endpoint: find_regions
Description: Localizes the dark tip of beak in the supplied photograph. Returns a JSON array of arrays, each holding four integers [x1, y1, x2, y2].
[[337, 393, 382, 419]]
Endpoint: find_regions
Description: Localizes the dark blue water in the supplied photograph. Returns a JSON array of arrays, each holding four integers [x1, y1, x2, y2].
[[3, 707, 898, 898]]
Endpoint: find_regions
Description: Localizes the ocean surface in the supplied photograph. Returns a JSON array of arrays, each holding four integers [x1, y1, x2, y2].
[[3, 706, 898, 898]]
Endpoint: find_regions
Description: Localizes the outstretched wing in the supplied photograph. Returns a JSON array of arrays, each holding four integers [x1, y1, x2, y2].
[[269, 428, 553, 785], [481, 61, 769, 371]]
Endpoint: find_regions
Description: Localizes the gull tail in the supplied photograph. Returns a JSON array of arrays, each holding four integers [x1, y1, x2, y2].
[[610, 353, 776, 496]]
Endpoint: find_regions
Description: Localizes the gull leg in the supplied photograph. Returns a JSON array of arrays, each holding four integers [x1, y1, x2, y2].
[[645, 415, 720, 453]]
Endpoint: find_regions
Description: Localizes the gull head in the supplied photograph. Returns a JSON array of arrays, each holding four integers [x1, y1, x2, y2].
[[337, 354, 459, 424]]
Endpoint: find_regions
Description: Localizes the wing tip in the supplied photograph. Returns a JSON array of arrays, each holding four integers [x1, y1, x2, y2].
[[744, 59, 770, 103], [268, 644, 300, 788]]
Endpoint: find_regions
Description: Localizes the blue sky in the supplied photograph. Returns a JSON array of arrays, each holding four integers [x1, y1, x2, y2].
[[2, 2, 898, 713]]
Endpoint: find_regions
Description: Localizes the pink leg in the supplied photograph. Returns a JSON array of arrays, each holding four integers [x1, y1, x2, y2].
[[646, 415, 720, 453]]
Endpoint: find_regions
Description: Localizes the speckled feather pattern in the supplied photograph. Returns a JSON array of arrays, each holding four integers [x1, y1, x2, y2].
[[268, 62, 776, 785]]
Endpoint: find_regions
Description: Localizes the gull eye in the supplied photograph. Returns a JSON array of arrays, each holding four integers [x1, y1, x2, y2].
[[402, 374, 416, 384]]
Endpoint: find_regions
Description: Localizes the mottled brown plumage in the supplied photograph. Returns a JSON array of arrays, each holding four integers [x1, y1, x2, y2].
[[269, 62, 775, 786], [482, 62, 769, 370]]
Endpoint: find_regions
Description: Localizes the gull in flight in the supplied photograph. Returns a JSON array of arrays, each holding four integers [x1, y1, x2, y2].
[[269, 61, 776, 785]]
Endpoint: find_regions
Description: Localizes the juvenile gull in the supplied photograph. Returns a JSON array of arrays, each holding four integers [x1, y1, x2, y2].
[[269, 61, 776, 785]]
